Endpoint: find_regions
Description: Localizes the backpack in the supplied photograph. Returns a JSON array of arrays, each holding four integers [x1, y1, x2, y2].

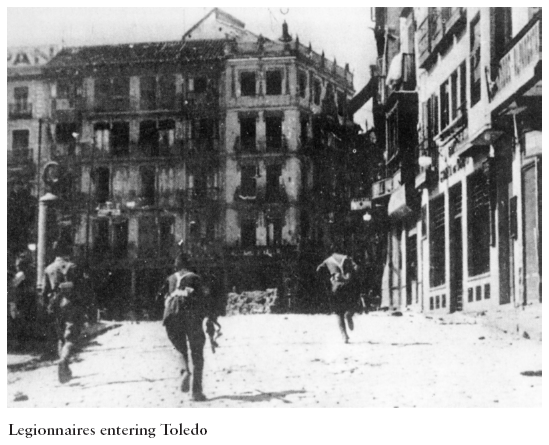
[[163, 271, 198, 321]]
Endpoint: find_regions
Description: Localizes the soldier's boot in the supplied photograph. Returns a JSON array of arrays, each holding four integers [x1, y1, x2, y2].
[[336, 314, 350, 343], [345, 312, 354, 331], [57, 341, 74, 383], [191, 357, 206, 402]]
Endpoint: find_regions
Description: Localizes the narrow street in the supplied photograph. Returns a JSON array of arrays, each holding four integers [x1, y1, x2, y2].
[[7, 312, 542, 408]]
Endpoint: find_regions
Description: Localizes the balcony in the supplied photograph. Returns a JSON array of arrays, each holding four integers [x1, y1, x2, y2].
[[489, 13, 542, 110], [8, 103, 32, 119], [234, 136, 257, 154], [52, 97, 83, 121], [7, 149, 34, 166], [372, 169, 401, 200]]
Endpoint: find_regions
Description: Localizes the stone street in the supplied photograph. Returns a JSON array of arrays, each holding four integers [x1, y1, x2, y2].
[[7, 312, 542, 407]]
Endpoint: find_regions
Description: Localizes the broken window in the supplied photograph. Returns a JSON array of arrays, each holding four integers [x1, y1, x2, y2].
[[93, 218, 110, 255], [93, 166, 110, 204], [313, 79, 322, 105], [240, 165, 257, 198], [240, 117, 256, 152], [158, 75, 176, 109], [298, 70, 307, 98], [139, 120, 159, 156], [158, 120, 175, 155], [241, 218, 257, 248], [140, 76, 157, 110], [94, 122, 110, 153], [266, 70, 282, 95], [111, 122, 130, 156], [265, 164, 282, 202], [240, 72, 256, 97], [112, 220, 128, 258], [265, 116, 283, 152], [140, 165, 156, 206]]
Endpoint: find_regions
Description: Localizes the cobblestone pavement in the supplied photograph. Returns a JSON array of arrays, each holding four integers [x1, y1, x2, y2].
[[7, 312, 542, 407]]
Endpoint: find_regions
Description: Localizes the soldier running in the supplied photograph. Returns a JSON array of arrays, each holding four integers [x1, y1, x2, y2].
[[41, 238, 84, 384], [163, 253, 218, 402]]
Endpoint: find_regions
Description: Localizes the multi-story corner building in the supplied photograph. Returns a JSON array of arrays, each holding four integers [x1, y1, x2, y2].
[[40, 9, 354, 317], [371, 7, 541, 315], [7, 45, 59, 260]]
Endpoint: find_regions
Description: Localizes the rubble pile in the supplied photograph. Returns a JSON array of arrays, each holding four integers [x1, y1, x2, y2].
[[226, 289, 279, 315]]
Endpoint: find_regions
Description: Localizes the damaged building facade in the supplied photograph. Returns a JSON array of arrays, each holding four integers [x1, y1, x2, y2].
[[37, 9, 354, 317]]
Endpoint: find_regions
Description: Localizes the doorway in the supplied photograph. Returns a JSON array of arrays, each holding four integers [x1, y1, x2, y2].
[[449, 183, 463, 312]]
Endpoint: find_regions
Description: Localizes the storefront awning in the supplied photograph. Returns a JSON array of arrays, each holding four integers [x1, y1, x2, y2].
[[388, 185, 413, 219]]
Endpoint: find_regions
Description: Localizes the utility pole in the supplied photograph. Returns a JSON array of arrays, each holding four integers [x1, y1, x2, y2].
[[85, 136, 96, 268]]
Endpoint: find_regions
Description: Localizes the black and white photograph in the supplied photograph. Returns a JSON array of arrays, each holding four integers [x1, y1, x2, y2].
[[6, 6, 542, 412]]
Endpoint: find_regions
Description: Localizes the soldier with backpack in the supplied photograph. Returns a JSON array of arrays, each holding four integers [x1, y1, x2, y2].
[[317, 252, 360, 343], [41, 238, 84, 384], [163, 253, 217, 402]]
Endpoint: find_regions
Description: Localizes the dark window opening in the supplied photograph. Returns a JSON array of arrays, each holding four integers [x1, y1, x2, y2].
[[265, 116, 282, 152], [470, 16, 481, 106], [194, 77, 208, 94], [386, 104, 398, 160], [95, 78, 111, 111], [440, 80, 450, 130], [240, 117, 256, 152], [159, 217, 174, 253], [298, 70, 307, 98], [468, 170, 491, 276], [158, 120, 175, 155], [55, 123, 79, 155], [12, 130, 29, 151], [93, 219, 109, 255], [459, 61, 467, 111], [300, 118, 308, 145], [313, 79, 321, 105], [266, 70, 282, 95], [111, 122, 130, 156], [337, 91, 346, 116], [240, 72, 256, 97], [450, 71, 458, 121], [241, 219, 257, 248], [140, 76, 157, 110], [140, 165, 156, 206], [111, 77, 130, 111], [112, 220, 128, 258], [240, 165, 257, 198], [13, 87, 29, 113], [139, 217, 157, 256], [429, 195, 446, 287], [493, 8, 513, 61], [139, 120, 159, 156], [94, 166, 110, 204], [266, 164, 282, 202], [158, 75, 176, 109]]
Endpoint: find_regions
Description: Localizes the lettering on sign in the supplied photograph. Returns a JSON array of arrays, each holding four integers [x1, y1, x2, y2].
[[7, 46, 59, 67]]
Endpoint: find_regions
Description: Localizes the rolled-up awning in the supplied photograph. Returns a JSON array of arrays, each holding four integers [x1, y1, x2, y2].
[[388, 185, 413, 219]]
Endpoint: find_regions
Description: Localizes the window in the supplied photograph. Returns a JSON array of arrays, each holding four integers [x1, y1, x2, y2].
[[55, 123, 79, 155], [111, 122, 129, 156], [112, 220, 128, 258], [492, 8, 513, 61], [158, 120, 175, 154], [266, 164, 282, 202], [94, 123, 110, 152], [300, 117, 309, 144], [12, 130, 29, 151], [313, 79, 322, 105], [193, 77, 208, 94], [158, 75, 176, 109], [140, 166, 156, 206], [450, 71, 458, 121], [140, 76, 156, 110], [266, 218, 283, 246], [139, 217, 157, 256], [470, 16, 481, 106], [139, 120, 159, 156], [266, 70, 282, 95], [298, 70, 307, 98], [159, 217, 174, 253], [429, 195, 446, 287], [459, 62, 467, 112], [93, 219, 110, 254], [241, 218, 257, 248], [194, 118, 216, 139], [95, 77, 129, 111], [440, 80, 450, 130], [240, 72, 256, 97], [265, 116, 282, 152], [240, 117, 256, 152], [240, 165, 257, 198], [93, 167, 110, 204], [14, 87, 28, 107], [468, 170, 491, 276]]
